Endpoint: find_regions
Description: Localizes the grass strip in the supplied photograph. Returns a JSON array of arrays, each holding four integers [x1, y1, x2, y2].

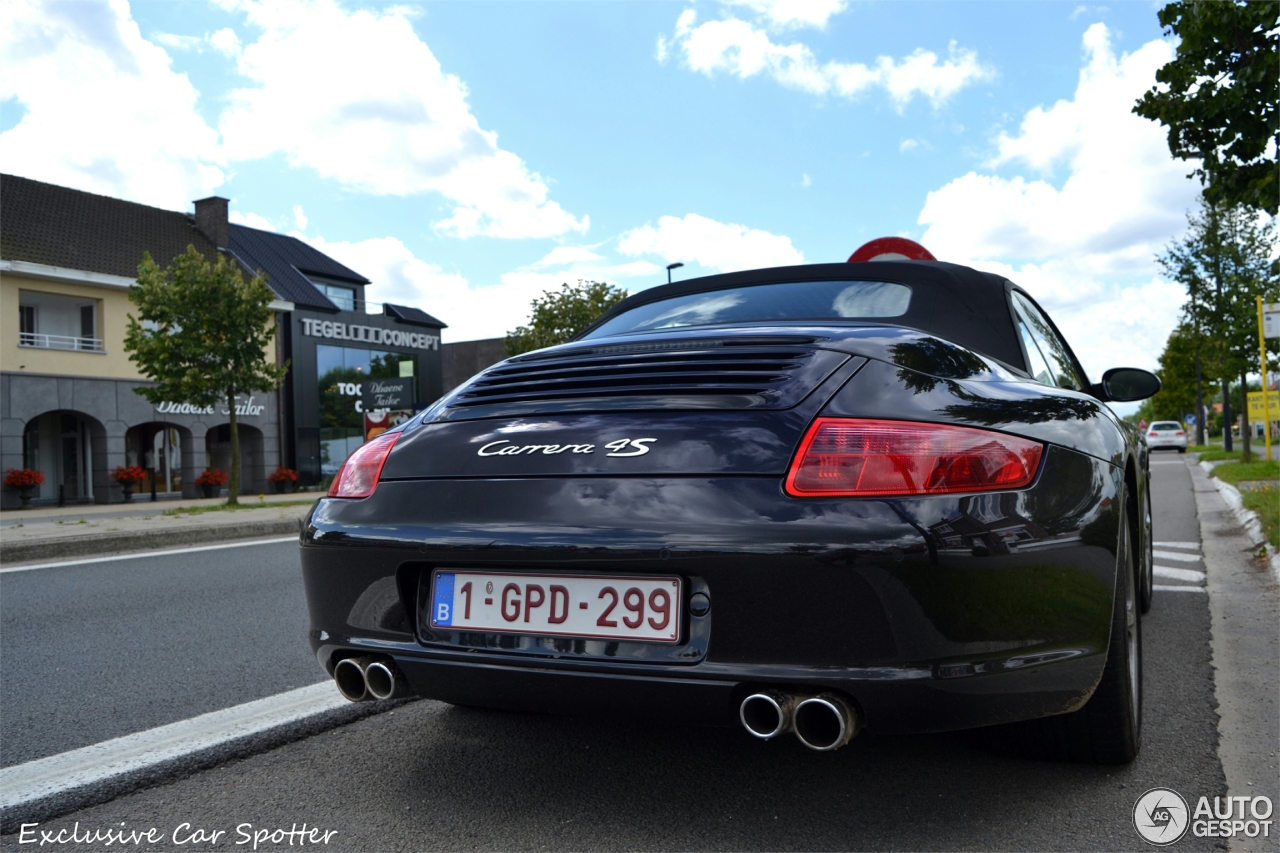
[[163, 499, 315, 517], [1208, 460, 1279, 550], [1209, 460, 1279, 485], [1194, 448, 1243, 462]]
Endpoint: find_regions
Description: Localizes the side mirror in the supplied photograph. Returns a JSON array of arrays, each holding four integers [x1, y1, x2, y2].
[[1092, 367, 1161, 403]]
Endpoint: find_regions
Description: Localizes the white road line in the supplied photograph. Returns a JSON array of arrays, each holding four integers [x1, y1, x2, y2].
[[1153, 549, 1203, 563], [1154, 541, 1201, 550], [0, 681, 342, 810], [0, 536, 298, 574], [1155, 566, 1207, 584], [1155, 584, 1207, 594]]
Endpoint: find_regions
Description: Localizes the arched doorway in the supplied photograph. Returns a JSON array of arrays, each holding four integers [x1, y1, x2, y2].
[[205, 423, 266, 494], [21, 411, 108, 504], [124, 423, 193, 497]]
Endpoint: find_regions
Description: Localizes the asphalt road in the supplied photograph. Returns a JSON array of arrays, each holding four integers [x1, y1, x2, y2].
[[0, 541, 324, 767], [0, 457, 1234, 850]]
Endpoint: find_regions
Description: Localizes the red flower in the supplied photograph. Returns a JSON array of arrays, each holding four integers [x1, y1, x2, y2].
[[268, 467, 298, 483], [196, 468, 229, 486], [111, 466, 147, 484], [4, 468, 46, 488]]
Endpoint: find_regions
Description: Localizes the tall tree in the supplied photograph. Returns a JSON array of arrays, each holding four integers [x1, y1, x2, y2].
[[125, 247, 288, 504], [1159, 200, 1279, 456], [505, 280, 629, 356], [1133, 0, 1279, 215], [1149, 323, 1202, 422]]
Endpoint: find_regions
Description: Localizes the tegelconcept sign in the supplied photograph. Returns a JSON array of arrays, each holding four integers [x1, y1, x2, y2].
[[300, 318, 439, 351]]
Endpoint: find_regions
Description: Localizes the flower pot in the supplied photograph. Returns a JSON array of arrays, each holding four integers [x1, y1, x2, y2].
[[273, 480, 293, 494], [18, 484, 34, 508], [121, 485, 134, 502], [200, 484, 218, 499]]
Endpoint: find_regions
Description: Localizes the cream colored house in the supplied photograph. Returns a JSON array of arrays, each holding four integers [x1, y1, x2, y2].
[[0, 175, 292, 507]]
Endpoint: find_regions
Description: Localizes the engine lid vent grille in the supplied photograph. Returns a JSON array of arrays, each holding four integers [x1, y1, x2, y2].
[[441, 336, 849, 419]]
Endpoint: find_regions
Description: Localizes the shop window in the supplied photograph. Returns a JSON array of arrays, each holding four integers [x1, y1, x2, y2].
[[316, 344, 416, 475]]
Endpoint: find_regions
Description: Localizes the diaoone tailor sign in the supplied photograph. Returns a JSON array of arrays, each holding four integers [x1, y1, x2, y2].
[[300, 317, 439, 351], [154, 396, 266, 417]]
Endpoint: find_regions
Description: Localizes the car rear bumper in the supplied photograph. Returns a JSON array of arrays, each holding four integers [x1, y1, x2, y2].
[[301, 445, 1123, 734]]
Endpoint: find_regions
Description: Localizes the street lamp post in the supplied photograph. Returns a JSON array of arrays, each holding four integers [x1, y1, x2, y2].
[[666, 262, 684, 284]]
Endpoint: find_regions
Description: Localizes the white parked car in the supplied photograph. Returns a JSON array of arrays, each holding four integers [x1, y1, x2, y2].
[[1146, 421, 1188, 452]]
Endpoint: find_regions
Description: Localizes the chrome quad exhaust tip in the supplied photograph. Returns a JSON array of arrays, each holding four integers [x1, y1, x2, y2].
[[333, 655, 411, 702], [739, 691, 796, 739], [364, 659, 411, 700], [792, 693, 861, 752], [333, 656, 373, 702]]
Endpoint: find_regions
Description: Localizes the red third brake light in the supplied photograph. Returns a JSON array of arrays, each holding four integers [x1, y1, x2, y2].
[[328, 432, 400, 499], [785, 419, 1043, 497]]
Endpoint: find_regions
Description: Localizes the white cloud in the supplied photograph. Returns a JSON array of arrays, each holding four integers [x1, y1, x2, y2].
[[308, 236, 659, 343], [801, 172, 812, 187], [152, 32, 204, 51], [292, 204, 307, 230], [229, 209, 275, 230], [916, 24, 1198, 378], [722, 0, 847, 30], [660, 9, 993, 108], [209, 27, 241, 56], [899, 138, 919, 153], [530, 246, 604, 267], [217, 0, 586, 240], [0, 0, 224, 208], [619, 213, 803, 272]]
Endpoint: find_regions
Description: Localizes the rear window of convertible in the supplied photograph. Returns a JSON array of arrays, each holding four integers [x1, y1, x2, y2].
[[583, 280, 912, 338]]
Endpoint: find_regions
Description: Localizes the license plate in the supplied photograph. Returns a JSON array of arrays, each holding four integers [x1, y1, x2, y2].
[[430, 571, 682, 643]]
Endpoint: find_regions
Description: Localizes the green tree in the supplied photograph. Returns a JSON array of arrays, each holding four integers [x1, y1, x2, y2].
[[125, 247, 288, 504], [505, 280, 628, 356], [1133, 1, 1279, 215], [1148, 323, 1202, 421], [1159, 200, 1279, 457]]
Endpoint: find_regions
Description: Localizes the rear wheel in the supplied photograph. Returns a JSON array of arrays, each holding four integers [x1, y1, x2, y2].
[[986, 509, 1142, 764], [1138, 480, 1154, 614]]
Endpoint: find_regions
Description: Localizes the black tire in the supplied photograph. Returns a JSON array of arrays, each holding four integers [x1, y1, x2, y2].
[[1138, 480, 1154, 614], [1177, 447, 1186, 454], [983, 509, 1142, 764]]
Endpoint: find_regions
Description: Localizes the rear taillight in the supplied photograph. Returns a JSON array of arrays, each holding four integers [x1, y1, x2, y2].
[[1148, 431, 1158, 437], [785, 418, 1043, 497], [1175, 431, 1185, 436], [328, 432, 400, 499]]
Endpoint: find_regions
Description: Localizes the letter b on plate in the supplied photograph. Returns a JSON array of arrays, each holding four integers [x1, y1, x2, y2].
[[432, 573, 455, 626]]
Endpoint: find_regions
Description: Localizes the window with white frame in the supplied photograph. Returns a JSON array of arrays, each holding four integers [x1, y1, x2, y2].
[[17, 290, 103, 352]]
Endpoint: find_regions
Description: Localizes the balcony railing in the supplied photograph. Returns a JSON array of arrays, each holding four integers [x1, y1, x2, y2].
[[19, 332, 106, 352]]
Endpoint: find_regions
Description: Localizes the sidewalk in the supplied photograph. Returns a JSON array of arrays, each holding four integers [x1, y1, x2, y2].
[[1189, 458, 1280, 852], [0, 492, 317, 565]]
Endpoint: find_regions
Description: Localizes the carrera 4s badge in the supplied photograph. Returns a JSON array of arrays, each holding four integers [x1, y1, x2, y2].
[[477, 438, 657, 457]]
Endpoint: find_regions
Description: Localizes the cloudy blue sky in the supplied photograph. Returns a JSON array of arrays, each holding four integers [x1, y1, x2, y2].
[[3, 0, 1201, 381]]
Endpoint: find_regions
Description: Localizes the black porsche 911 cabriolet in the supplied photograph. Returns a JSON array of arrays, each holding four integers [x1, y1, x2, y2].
[[301, 254, 1160, 764]]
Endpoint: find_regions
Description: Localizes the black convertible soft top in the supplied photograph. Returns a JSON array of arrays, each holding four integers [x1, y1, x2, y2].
[[582, 261, 1026, 372]]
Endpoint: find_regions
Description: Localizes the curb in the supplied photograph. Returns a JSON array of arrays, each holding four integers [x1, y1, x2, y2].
[[0, 518, 302, 566], [1199, 459, 1279, 580], [0, 697, 412, 834]]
